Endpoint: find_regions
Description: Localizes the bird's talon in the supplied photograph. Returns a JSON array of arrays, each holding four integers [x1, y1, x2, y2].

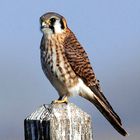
[[51, 97, 68, 104]]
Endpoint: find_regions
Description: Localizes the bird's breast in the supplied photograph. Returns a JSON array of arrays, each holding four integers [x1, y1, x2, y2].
[[42, 39, 78, 89]]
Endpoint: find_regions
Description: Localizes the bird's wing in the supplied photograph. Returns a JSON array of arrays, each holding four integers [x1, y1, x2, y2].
[[64, 31, 116, 113], [64, 31, 127, 136]]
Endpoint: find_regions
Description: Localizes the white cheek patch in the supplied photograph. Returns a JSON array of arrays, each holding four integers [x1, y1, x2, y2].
[[54, 20, 64, 33]]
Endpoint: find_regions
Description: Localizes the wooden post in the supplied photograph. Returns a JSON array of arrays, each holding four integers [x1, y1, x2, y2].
[[24, 103, 93, 140]]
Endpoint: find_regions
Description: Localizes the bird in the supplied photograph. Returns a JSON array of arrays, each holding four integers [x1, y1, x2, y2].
[[39, 12, 128, 136]]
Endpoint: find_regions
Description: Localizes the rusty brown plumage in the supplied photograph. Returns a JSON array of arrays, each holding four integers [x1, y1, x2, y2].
[[40, 12, 128, 136], [63, 29, 123, 125], [64, 29, 97, 87]]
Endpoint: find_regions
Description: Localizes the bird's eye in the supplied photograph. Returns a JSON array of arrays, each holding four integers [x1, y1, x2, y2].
[[50, 18, 56, 24]]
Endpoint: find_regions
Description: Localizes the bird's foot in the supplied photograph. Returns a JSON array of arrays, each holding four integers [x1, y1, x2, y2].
[[51, 96, 68, 104]]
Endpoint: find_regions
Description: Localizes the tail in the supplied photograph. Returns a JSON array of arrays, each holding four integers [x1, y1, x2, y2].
[[80, 85, 128, 136]]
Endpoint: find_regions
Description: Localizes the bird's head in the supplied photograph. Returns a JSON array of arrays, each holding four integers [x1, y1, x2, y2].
[[40, 12, 67, 36]]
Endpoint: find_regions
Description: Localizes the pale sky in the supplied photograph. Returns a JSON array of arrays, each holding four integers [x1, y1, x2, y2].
[[0, 0, 140, 140]]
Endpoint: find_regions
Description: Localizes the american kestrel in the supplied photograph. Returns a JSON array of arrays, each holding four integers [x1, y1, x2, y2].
[[40, 12, 127, 136]]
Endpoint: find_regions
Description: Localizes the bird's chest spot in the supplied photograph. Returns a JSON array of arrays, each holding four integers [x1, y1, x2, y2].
[[45, 46, 77, 87], [46, 45, 62, 74]]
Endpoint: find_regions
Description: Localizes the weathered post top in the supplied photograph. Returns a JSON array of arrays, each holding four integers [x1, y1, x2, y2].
[[24, 103, 93, 140]]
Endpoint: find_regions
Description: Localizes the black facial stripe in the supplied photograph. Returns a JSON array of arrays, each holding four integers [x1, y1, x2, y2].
[[60, 19, 65, 29], [49, 25, 55, 33], [50, 18, 56, 25], [49, 18, 56, 33]]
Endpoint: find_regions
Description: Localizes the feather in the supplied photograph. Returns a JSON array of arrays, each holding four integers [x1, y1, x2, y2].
[[64, 29, 128, 136]]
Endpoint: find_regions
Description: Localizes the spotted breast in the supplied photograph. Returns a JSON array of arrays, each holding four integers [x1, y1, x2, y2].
[[40, 34, 78, 97]]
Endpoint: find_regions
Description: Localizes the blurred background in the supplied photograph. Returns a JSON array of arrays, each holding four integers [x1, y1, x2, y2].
[[0, 0, 140, 140]]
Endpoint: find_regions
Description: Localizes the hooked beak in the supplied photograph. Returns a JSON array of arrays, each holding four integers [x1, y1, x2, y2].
[[40, 21, 49, 30]]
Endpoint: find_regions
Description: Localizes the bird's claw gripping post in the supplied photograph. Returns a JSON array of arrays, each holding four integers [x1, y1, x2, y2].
[[51, 96, 68, 104]]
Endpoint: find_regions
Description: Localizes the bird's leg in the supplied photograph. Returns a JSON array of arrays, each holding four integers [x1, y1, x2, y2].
[[52, 96, 68, 104]]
